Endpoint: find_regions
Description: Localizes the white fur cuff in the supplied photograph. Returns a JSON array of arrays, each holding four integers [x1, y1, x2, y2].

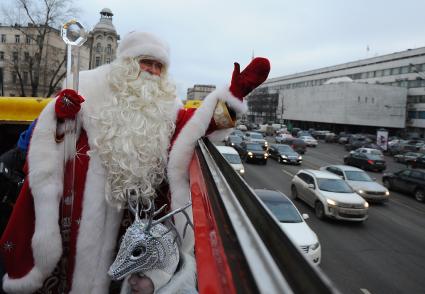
[[2, 267, 44, 294]]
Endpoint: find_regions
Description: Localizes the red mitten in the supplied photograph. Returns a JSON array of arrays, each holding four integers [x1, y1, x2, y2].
[[229, 57, 270, 99], [54, 89, 85, 119]]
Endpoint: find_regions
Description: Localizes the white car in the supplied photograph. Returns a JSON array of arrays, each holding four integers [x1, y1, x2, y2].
[[216, 146, 245, 177], [275, 133, 293, 143], [255, 189, 321, 265], [299, 136, 318, 147], [291, 169, 369, 222], [321, 165, 389, 202]]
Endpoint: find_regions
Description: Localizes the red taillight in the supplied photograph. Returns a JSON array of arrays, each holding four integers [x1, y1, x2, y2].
[[291, 145, 295, 148], [367, 160, 374, 165]]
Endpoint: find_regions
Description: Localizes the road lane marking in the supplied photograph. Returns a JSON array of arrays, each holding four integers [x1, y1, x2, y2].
[[360, 288, 372, 294], [281, 168, 295, 178]]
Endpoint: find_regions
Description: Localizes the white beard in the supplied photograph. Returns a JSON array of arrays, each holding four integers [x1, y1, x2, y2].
[[94, 66, 177, 208]]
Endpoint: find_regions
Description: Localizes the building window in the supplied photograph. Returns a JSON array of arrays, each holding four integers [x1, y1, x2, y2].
[[401, 66, 409, 74], [26, 35, 31, 44], [375, 70, 383, 77], [96, 43, 101, 53], [24, 52, 30, 62], [367, 71, 375, 78], [13, 52, 18, 62], [383, 68, 391, 76], [419, 111, 425, 119], [392, 67, 401, 75], [0, 51, 4, 61], [106, 58, 110, 64], [1, 34, 6, 43], [15, 35, 20, 43], [12, 72, 17, 84], [95, 56, 101, 67], [408, 111, 416, 119], [106, 44, 112, 54]]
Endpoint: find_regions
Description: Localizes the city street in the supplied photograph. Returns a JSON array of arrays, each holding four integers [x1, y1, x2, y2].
[[241, 141, 425, 294]]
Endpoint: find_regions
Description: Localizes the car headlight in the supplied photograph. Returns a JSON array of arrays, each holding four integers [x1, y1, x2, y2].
[[298, 155, 302, 160], [248, 152, 253, 157], [326, 199, 337, 206], [357, 189, 365, 194], [385, 190, 390, 196], [231, 143, 234, 146], [364, 201, 369, 208], [264, 153, 268, 158], [264, 142, 268, 146], [240, 169, 245, 174], [310, 242, 320, 251], [281, 155, 287, 159]]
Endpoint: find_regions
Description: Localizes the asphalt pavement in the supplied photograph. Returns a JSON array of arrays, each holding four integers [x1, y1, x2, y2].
[[241, 140, 425, 294]]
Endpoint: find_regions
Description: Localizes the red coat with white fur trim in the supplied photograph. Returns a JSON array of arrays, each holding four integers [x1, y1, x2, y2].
[[0, 64, 245, 294]]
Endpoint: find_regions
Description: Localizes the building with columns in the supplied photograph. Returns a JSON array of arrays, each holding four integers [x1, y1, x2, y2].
[[0, 8, 119, 97], [88, 8, 119, 69]]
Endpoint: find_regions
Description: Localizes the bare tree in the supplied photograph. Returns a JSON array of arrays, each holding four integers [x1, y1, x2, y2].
[[2, 0, 80, 97]]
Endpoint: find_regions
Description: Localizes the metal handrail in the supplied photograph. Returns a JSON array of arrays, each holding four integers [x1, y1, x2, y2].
[[194, 137, 340, 293]]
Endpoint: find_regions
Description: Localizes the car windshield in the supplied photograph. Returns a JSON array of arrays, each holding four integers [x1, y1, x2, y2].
[[247, 144, 264, 151], [229, 136, 242, 143], [317, 178, 353, 193], [263, 200, 303, 223], [221, 153, 242, 164], [345, 171, 373, 182], [250, 133, 263, 139], [278, 146, 294, 153]]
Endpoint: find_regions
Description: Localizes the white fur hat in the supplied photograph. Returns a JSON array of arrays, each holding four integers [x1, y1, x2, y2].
[[117, 31, 170, 68]]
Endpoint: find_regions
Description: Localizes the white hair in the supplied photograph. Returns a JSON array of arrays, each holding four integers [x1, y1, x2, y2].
[[94, 57, 177, 208]]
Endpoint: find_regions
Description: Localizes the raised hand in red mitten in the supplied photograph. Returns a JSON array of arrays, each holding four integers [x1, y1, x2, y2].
[[229, 57, 270, 99], [54, 89, 85, 119]]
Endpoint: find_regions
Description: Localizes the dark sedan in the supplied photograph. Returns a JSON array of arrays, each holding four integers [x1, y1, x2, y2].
[[344, 150, 386, 172], [268, 144, 302, 165], [382, 169, 425, 202], [411, 155, 425, 169], [237, 142, 268, 164], [393, 152, 423, 164], [225, 135, 243, 148]]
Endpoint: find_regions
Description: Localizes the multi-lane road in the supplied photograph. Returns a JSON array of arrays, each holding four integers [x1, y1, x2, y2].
[[240, 141, 425, 294]]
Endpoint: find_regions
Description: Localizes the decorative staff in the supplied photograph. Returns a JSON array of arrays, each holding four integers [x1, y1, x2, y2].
[[59, 19, 87, 292]]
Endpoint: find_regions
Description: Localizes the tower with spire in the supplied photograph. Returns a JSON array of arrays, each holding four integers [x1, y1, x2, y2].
[[88, 8, 120, 69]]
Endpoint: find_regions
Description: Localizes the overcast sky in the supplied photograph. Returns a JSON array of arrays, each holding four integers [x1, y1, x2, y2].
[[64, 0, 425, 98]]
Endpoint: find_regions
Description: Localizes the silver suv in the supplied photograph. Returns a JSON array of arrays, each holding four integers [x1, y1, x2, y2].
[[291, 169, 369, 222]]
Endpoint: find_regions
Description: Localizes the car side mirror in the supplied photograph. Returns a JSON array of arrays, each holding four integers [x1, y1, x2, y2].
[[307, 184, 315, 189], [302, 213, 309, 220]]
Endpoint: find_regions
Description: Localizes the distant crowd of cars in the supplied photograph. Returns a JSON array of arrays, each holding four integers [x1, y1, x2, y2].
[[216, 125, 425, 267]]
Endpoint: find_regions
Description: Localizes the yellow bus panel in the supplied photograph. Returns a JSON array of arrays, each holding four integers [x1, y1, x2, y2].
[[0, 97, 52, 124]]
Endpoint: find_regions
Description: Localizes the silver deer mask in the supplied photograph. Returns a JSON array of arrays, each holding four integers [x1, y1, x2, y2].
[[108, 194, 192, 282]]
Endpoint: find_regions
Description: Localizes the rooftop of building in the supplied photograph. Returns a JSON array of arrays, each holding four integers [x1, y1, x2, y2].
[[265, 46, 425, 85]]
